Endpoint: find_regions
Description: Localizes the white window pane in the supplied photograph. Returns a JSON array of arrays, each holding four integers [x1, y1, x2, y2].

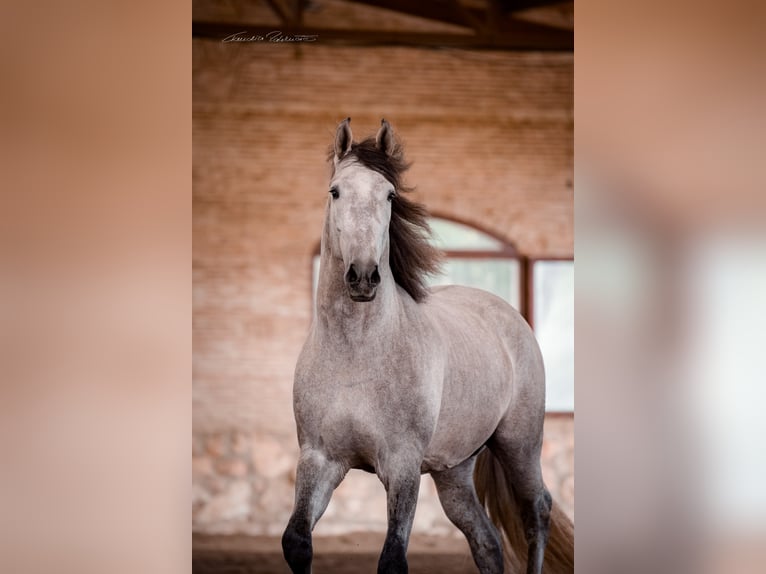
[[429, 258, 521, 310], [429, 218, 506, 251], [312, 255, 320, 305], [533, 261, 574, 412]]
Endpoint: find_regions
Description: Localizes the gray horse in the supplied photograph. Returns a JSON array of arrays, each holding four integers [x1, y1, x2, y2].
[[282, 118, 574, 574]]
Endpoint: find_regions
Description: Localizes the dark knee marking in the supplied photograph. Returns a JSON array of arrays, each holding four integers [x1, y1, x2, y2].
[[520, 494, 552, 574], [476, 535, 504, 573], [542, 489, 552, 513], [282, 522, 312, 573], [520, 489, 553, 544], [378, 538, 408, 574]]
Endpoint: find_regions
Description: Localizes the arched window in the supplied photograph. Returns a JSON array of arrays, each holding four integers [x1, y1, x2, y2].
[[311, 216, 573, 412], [426, 217, 522, 310]]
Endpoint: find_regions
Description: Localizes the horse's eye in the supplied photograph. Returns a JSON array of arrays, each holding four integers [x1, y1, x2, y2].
[[387, 191, 396, 202], [329, 188, 339, 200]]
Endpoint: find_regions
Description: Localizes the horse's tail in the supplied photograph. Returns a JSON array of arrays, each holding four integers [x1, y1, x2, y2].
[[474, 449, 574, 574]]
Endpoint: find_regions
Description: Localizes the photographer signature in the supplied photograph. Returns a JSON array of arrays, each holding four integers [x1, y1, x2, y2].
[[223, 31, 319, 43]]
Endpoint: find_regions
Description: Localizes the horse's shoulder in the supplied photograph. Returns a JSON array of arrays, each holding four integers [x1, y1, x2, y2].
[[429, 284, 517, 312], [426, 285, 529, 336]]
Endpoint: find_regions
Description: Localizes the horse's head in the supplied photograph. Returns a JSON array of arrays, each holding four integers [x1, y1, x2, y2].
[[327, 118, 398, 302]]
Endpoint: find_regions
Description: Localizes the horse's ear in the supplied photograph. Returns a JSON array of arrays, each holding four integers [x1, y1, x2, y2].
[[375, 118, 395, 156], [334, 117, 353, 159]]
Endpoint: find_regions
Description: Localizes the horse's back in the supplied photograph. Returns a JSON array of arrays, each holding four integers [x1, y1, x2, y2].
[[421, 285, 546, 471], [428, 284, 540, 365]]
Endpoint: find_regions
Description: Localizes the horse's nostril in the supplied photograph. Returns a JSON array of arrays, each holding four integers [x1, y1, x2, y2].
[[370, 266, 381, 286], [345, 264, 358, 285]]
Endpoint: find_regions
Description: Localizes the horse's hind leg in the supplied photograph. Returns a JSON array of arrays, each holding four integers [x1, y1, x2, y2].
[[432, 455, 504, 574], [490, 424, 552, 574], [282, 449, 345, 574]]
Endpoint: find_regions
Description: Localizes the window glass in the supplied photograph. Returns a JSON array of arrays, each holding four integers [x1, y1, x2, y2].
[[533, 260, 574, 411], [427, 217, 520, 308], [428, 258, 521, 310], [429, 218, 506, 251], [312, 255, 321, 305]]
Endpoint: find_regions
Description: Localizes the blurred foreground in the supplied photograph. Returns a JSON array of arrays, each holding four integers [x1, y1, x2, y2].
[[576, 1, 766, 573]]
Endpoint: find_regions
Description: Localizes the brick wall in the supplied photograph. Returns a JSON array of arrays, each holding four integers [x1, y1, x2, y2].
[[193, 40, 573, 536]]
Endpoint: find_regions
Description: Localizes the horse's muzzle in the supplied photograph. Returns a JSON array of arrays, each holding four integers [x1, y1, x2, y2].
[[345, 262, 380, 302]]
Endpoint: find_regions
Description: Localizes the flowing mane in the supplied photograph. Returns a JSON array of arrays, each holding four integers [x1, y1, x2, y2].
[[328, 136, 443, 302]]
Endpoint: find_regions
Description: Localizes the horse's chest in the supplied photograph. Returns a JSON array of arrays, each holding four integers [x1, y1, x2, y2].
[[298, 370, 420, 430], [294, 350, 440, 461]]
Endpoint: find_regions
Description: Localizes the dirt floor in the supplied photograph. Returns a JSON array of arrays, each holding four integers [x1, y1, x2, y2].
[[193, 532, 477, 574]]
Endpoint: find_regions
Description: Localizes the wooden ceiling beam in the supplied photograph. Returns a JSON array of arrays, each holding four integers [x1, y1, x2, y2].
[[349, 0, 483, 30], [497, 0, 568, 13], [264, 0, 289, 23]]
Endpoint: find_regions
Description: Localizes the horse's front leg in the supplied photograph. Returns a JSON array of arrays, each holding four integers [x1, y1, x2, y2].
[[377, 455, 422, 574], [282, 448, 345, 574]]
